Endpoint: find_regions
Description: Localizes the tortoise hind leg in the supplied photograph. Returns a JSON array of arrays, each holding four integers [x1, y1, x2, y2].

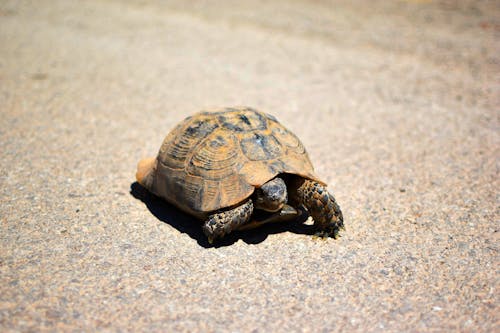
[[202, 199, 254, 243], [290, 179, 344, 238]]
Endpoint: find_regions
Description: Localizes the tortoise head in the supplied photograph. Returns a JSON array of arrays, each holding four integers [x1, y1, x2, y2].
[[253, 177, 288, 212]]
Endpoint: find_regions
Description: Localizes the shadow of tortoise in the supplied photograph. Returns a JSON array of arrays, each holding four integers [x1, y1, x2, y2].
[[130, 182, 315, 248]]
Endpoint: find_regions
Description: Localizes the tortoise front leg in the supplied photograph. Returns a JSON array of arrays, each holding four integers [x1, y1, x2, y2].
[[290, 179, 344, 238], [202, 199, 254, 243]]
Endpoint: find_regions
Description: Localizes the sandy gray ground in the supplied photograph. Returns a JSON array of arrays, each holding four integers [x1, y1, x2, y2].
[[1, 0, 499, 331]]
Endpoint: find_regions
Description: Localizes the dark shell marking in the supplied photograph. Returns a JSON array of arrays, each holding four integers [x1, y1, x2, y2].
[[146, 107, 321, 217]]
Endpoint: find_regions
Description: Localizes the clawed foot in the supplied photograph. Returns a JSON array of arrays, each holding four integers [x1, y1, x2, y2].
[[314, 222, 345, 239], [291, 179, 344, 239]]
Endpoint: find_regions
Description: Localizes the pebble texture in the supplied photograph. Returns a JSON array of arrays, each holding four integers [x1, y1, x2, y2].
[[0, 0, 498, 332]]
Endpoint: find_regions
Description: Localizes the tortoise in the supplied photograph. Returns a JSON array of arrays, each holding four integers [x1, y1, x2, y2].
[[136, 107, 343, 243]]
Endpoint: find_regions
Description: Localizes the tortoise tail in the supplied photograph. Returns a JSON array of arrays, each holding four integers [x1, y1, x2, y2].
[[136, 157, 157, 189]]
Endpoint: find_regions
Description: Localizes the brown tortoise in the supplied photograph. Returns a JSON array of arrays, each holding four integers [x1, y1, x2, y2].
[[136, 107, 343, 243]]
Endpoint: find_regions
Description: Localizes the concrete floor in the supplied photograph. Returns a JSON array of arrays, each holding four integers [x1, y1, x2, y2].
[[1, 0, 498, 331]]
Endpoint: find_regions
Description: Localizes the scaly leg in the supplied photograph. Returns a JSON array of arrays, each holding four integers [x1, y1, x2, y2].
[[290, 179, 344, 238], [202, 199, 254, 243]]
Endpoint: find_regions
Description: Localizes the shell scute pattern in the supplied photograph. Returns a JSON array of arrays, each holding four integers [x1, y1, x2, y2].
[[270, 122, 305, 153], [187, 128, 240, 180], [150, 107, 320, 215], [218, 107, 267, 132], [158, 116, 218, 170], [239, 132, 283, 161]]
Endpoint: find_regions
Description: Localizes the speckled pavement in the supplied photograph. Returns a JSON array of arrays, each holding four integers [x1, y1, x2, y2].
[[1, 0, 498, 331]]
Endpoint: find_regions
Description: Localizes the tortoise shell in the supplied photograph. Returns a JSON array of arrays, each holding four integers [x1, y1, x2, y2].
[[139, 107, 323, 218]]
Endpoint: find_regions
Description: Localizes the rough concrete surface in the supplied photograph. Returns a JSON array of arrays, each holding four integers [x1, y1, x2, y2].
[[1, 0, 498, 332]]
